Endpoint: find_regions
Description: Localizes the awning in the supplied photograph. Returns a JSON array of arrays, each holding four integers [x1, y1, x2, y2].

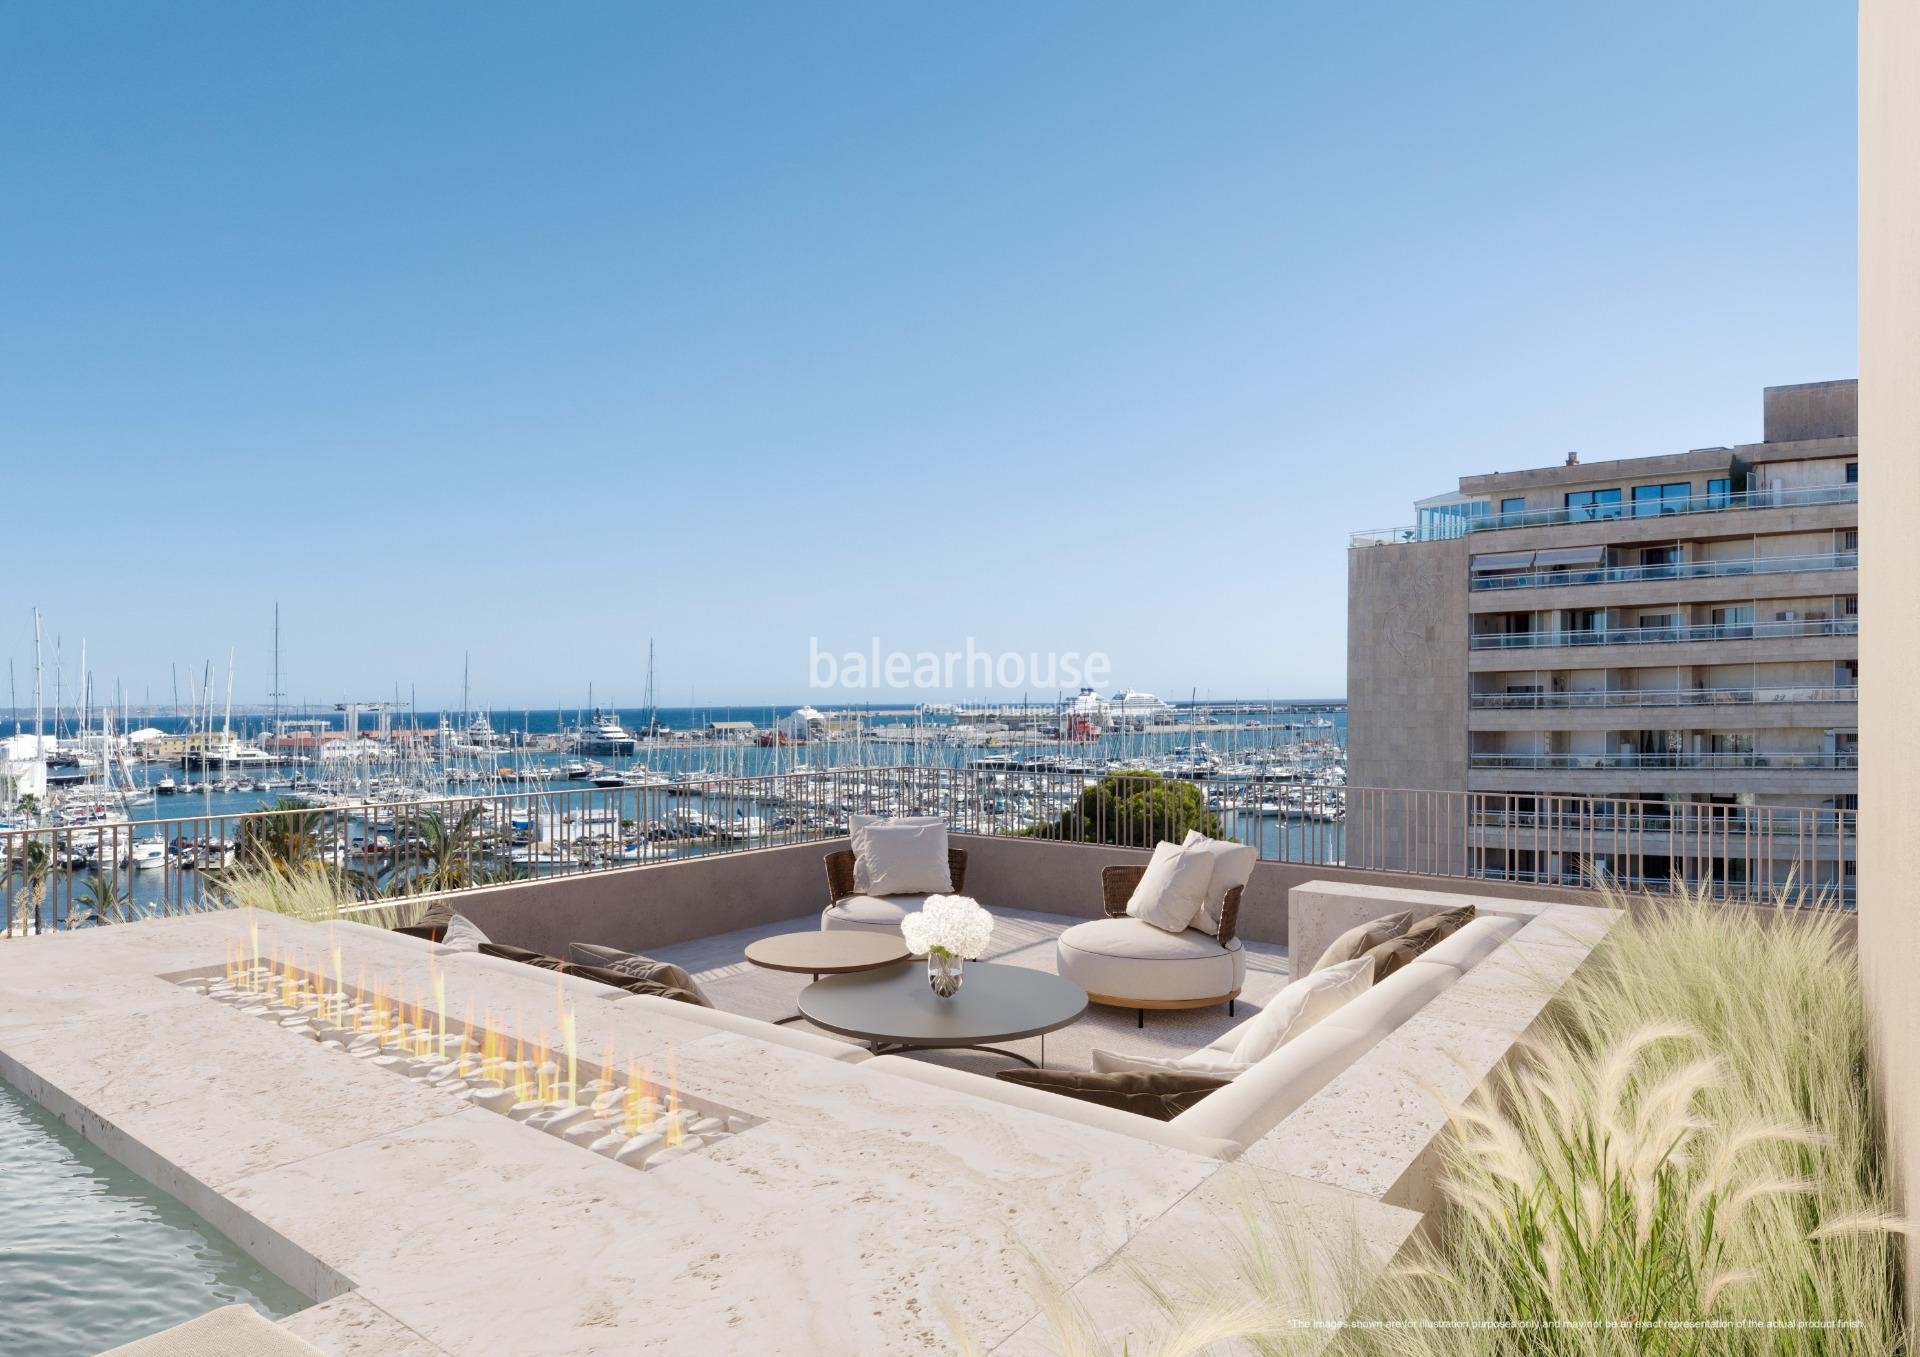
[[1470, 550, 1536, 572], [1532, 545, 1607, 569]]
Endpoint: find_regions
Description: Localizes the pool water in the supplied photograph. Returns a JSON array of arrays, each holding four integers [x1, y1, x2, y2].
[[0, 1080, 309, 1357]]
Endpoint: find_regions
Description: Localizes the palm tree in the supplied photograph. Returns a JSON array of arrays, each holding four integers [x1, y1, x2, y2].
[[235, 799, 325, 873], [71, 870, 127, 928], [397, 805, 487, 894], [10, 836, 51, 935]]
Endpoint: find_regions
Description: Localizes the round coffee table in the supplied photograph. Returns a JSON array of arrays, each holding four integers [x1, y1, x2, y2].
[[745, 931, 911, 1023], [797, 962, 1087, 1068]]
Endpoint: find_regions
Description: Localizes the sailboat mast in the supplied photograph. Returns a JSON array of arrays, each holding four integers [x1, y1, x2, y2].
[[270, 603, 283, 746], [33, 608, 43, 759]]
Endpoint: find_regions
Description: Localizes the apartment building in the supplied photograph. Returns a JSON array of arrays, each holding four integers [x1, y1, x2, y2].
[[1347, 379, 1857, 896]]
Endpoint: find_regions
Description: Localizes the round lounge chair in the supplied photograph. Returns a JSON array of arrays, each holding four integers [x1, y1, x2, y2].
[[1055, 863, 1245, 1026]]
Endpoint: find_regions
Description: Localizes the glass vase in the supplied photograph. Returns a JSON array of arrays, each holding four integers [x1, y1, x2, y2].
[[927, 950, 965, 998]]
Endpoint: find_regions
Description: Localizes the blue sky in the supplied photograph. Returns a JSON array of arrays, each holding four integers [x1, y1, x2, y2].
[[1, 2, 1855, 710]]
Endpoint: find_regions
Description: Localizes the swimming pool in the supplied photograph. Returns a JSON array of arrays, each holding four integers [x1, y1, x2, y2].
[[0, 1079, 309, 1357]]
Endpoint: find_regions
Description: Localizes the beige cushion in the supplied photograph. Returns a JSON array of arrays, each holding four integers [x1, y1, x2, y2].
[[1311, 909, 1413, 973], [1419, 914, 1524, 970], [1056, 916, 1245, 1003], [1227, 956, 1374, 1065], [1169, 1020, 1371, 1146], [1125, 839, 1215, 932], [850, 814, 950, 894], [1089, 1044, 1249, 1077], [821, 892, 932, 936], [1317, 960, 1460, 1039], [1180, 830, 1257, 936], [439, 912, 488, 952]]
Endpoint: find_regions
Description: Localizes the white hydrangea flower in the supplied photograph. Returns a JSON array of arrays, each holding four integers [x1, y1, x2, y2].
[[900, 894, 993, 959]]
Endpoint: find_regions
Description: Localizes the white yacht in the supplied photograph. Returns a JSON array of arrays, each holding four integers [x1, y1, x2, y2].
[[573, 711, 637, 755]]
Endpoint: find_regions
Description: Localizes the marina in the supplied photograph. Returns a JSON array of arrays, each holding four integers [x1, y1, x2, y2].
[[2, 692, 1350, 927]]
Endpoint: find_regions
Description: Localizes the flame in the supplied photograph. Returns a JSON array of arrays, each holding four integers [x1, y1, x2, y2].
[[665, 1046, 683, 1147], [562, 1006, 578, 1106], [432, 969, 448, 1060], [455, 998, 475, 1076], [623, 1056, 656, 1135]]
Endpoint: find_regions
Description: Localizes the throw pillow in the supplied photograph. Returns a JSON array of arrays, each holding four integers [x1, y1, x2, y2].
[[1228, 956, 1374, 1064], [1311, 910, 1414, 973], [1179, 830, 1257, 936], [1362, 932, 1434, 983], [853, 819, 953, 896], [567, 943, 713, 1007], [995, 1068, 1231, 1122], [1088, 1046, 1249, 1077], [439, 913, 489, 953], [1124, 839, 1215, 933], [413, 896, 461, 930], [478, 942, 566, 970], [564, 962, 707, 1006], [849, 814, 945, 893], [1400, 905, 1477, 951]]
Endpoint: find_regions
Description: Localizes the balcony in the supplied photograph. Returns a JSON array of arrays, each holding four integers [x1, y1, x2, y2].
[[1469, 684, 1858, 710], [1469, 750, 1858, 771], [1470, 616, 1857, 651], [1469, 551, 1857, 592], [1468, 482, 1857, 533], [1350, 483, 1857, 548]]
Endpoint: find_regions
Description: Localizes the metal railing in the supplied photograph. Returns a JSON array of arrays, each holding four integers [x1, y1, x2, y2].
[[1469, 750, 1857, 771], [1471, 617, 1858, 650], [1470, 551, 1857, 592], [1470, 684, 1858, 710], [2, 768, 1858, 935], [1470, 483, 1858, 533], [1351, 483, 1857, 548], [1346, 786, 1855, 905]]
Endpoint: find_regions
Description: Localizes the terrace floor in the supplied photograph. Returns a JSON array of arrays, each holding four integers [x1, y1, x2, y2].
[[653, 908, 1293, 1073]]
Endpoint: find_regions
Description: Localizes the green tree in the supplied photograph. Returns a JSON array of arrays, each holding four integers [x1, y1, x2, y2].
[[71, 869, 128, 927], [387, 805, 491, 895], [1020, 770, 1225, 847], [10, 835, 51, 935], [234, 799, 325, 872]]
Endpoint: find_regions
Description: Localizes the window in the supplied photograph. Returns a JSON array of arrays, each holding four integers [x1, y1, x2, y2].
[[1840, 529, 1858, 552], [1706, 477, 1731, 508], [1632, 482, 1692, 516], [1565, 488, 1622, 521], [1846, 462, 1858, 484], [1499, 496, 1527, 523]]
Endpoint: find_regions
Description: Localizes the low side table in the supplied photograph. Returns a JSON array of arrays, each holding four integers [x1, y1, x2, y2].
[[744, 931, 912, 1023]]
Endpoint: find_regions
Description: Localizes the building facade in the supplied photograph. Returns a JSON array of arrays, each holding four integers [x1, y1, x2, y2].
[[1349, 380, 1857, 897]]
